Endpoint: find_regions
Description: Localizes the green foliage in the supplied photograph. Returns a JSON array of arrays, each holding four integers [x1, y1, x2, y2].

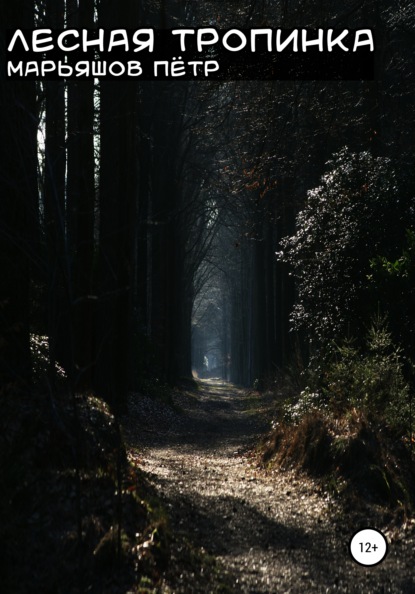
[[283, 316, 412, 436], [282, 386, 328, 425], [369, 228, 415, 357], [278, 148, 414, 353], [323, 316, 410, 432]]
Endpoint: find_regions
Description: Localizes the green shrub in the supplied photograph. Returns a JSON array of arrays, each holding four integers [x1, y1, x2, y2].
[[324, 316, 410, 430], [282, 386, 328, 424], [278, 148, 413, 351], [284, 315, 412, 437]]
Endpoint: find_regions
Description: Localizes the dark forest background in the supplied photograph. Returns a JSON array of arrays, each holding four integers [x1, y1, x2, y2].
[[1, 0, 414, 407], [1, 0, 415, 592]]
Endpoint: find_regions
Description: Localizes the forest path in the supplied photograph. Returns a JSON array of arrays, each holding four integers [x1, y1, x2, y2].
[[123, 380, 414, 593]]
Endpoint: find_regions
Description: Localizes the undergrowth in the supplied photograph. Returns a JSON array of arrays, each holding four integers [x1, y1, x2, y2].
[[0, 388, 169, 593], [262, 317, 415, 518]]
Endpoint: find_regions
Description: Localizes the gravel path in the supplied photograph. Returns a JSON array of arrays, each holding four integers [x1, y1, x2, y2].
[[123, 380, 415, 593]]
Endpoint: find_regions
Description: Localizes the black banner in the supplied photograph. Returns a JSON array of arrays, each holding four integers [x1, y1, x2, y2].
[[5, 28, 375, 81]]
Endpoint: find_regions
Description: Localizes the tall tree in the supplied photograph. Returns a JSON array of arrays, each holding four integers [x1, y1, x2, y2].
[[66, 0, 96, 390], [0, 0, 38, 392], [95, 0, 139, 409], [43, 0, 68, 381]]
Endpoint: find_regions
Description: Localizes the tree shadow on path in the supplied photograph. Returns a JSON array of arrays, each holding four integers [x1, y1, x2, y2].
[[127, 380, 415, 593]]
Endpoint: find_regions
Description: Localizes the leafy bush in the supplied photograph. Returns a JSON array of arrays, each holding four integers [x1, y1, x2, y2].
[[324, 316, 410, 430], [283, 315, 412, 436], [282, 386, 328, 424], [278, 148, 414, 354], [369, 228, 415, 358], [292, 316, 411, 439]]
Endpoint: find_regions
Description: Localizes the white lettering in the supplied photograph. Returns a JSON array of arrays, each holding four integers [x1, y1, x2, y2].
[[154, 61, 168, 76], [33, 29, 53, 52], [353, 29, 374, 52], [7, 30, 29, 52], [58, 62, 73, 76], [57, 30, 80, 51], [128, 61, 143, 76], [197, 28, 219, 52], [302, 29, 324, 51], [108, 29, 129, 52], [92, 61, 107, 76], [276, 30, 298, 52], [25, 61, 40, 75], [251, 29, 272, 52], [205, 61, 220, 75], [132, 29, 154, 52], [7, 61, 24, 75], [327, 29, 349, 52], [171, 58, 186, 76], [82, 29, 104, 52], [223, 30, 247, 52], [171, 29, 195, 52], [108, 61, 125, 76], [188, 60, 204, 76], [41, 60, 56, 75], [76, 61, 90, 76]]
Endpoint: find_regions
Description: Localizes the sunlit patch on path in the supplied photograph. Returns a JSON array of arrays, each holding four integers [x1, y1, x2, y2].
[[123, 380, 415, 593]]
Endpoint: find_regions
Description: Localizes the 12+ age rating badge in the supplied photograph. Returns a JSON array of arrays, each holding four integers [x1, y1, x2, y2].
[[349, 528, 388, 567]]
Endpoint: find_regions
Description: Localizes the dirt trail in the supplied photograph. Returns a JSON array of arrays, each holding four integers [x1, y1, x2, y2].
[[124, 380, 415, 593]]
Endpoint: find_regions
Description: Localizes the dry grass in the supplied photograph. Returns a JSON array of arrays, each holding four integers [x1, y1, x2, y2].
[[260, 410, 415, 515]]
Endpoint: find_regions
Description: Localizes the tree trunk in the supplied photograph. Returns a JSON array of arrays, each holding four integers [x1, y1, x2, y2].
[[0, 1, 37, 392], [67, 0, 96, 390], [44, 0, 68, 382], [96, 0, 138, 410]]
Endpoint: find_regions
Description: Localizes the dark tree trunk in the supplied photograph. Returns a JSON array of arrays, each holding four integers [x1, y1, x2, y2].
[[229, 242, 252, 386], [96, 0, 138, 410], [147, 83, 187, 383], [135, 86, 152, 334], [0, 1, 38, 392], [172, 232, 193, 379], [43, 0, 68, 382], [275, 181, 296, 368], [251, 227, 266, 385], [67, 0, 96, 390]]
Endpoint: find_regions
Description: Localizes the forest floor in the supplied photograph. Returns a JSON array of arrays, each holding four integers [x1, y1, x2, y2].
[[123, 380, 415, 594]]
